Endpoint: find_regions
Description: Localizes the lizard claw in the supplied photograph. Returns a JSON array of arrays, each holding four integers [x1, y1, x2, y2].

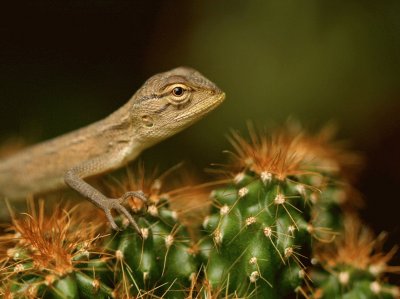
[[104, 207, 123, 231], [102, 191, 148, 236]]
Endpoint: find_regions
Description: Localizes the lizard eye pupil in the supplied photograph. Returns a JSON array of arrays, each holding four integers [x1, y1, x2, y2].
[[172, 87, 184, 97]]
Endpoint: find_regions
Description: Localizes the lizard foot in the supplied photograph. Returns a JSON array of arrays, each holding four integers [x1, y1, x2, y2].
[[102, 191, 148, 235]]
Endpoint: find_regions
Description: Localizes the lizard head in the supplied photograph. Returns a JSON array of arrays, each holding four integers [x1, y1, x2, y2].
[[131, 66, 225, 144]]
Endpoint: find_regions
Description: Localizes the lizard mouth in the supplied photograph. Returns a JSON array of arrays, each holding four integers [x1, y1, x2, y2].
[[173, 92, 225, 122]]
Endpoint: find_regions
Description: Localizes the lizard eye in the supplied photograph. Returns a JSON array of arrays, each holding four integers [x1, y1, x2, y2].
[[172, 86, 185, 97], [167, 84, 191, 106]]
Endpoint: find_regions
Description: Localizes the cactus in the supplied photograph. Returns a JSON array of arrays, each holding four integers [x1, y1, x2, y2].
[[0, 170, 198, 299], [0, 199, 111, 299], [197, 124, 366, 297], [309, 216, 399, 299], [200, 173, 311, 297]]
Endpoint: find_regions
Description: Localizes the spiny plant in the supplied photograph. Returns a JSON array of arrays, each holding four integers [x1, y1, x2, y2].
[[198, 124, 363, 298], [0, 167, 199, 299], [0, 123, 398, 299], [309, 216, 400, 299], [0, 199, 110, 298], [103, 166, 199, 299]]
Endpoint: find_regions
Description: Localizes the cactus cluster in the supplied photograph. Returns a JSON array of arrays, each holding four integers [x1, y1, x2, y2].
[[0, 174, 198, 299], [0, 199, 108, 298], [0, 124, 398, 299], [197, 125, 398, 298]]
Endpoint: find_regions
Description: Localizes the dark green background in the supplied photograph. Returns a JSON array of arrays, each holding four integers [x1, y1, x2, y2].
[[1, 1, 399, 261]]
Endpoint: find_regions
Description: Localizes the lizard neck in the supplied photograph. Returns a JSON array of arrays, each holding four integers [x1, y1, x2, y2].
[[99, 97, 146, 163]]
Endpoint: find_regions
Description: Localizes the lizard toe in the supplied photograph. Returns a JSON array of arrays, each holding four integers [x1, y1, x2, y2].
[[104, 208, 122, 231], [114, 203, 142, 236]]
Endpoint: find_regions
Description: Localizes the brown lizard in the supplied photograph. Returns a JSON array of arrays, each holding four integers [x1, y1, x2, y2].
[[0, 67, 225, 233]]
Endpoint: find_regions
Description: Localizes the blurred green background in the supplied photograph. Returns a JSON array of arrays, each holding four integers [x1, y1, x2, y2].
[[1, 1, 399, 250]]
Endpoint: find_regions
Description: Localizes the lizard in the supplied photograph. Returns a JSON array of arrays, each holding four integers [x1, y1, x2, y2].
[[0, 66, 225, 234]]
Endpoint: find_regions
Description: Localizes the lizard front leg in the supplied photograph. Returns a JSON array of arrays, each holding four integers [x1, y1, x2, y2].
[[64, 157, 147, 234]]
